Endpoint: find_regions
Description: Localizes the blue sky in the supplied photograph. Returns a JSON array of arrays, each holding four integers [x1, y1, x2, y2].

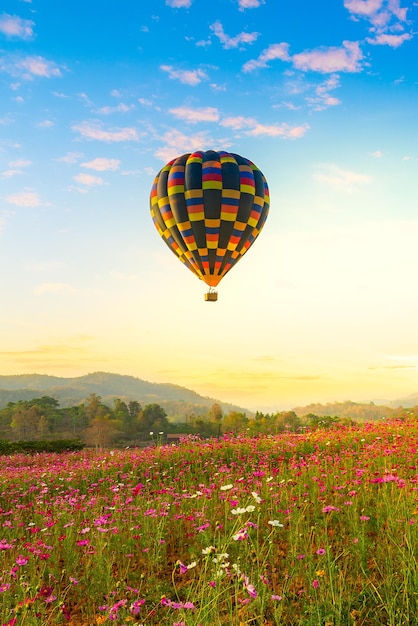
[[0, 0, 417, 411]]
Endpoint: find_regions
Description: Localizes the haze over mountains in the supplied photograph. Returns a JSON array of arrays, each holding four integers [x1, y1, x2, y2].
[[0, 372, 416, 417], [0, 372, 247, 414]]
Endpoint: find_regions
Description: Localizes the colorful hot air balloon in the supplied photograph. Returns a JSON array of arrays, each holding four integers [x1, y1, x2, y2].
[[150, 149, 269, 301]]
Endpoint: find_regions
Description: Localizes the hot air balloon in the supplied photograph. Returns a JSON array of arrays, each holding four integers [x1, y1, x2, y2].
[[150, 150, 269, 301]]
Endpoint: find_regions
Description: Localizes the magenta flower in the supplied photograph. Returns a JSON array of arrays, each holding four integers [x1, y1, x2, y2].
[[316, 548, 326, 555], [15, 555, 28, 566]]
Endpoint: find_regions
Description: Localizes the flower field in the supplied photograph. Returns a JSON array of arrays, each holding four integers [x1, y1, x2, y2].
[[0, 418, 417, 625]]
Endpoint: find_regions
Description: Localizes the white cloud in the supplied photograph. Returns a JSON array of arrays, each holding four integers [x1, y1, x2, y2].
[[238, 0, 263, 9], [6, 190, 43, 207], [166, 0, 192, 7], [244, 40, 364, 74], [293, 41, 364, 73], [243, 42, 290, 72], [160, 65, 208, 85], [220, 115, 255, 130], [367, 32, 411, 46], [155, 129, 223, 162], [96, 103, 135, 114], [0, 13, 34, 39], [56, 152, 83, 164], [2, 169, 23, 178], [80, 158, 120, 171], [0, 113, 14, 125], [33, 283, 77, 295], [73, 173, 105, 186], [306, 74, 342, 110], [9, 159, 31, 168], [370, 150, 383, 157], [0, 55, 62, 79], [36, 119, 55, 128], [72, 121, 138, 142], [313, 163, 372, 191], [210, 21, 259, 49], [220, 115, 309, 139], [247, 122, 309, 138], [344, 0, 408, 28], [169, 106, 220, 123]]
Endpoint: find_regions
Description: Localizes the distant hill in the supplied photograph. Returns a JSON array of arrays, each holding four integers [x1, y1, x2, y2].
[[0, 372, 249, 417], [291, 400, 395, 421], [386, 392, 418, 409]]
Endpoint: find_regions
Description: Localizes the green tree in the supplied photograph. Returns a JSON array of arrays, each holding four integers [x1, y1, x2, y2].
[[208, 402, 223, 437], [83, 414, 119, 448], [10, 405, 39, 440], [222, 411, 249, 433], [137, 404, 169, 433]]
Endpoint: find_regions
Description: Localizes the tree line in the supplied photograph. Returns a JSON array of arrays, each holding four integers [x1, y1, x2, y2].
[[0, 394, 415, 448]]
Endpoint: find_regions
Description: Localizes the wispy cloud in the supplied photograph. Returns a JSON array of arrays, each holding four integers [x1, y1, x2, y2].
[[0, 55, 62, 79], [306, 74, 341, 110], [220, 115, 309, 138], [96, 103, 135, 115], [5, 190, 44, 207], [210, 21, 259, 49], [9, 159, 31, 168], [238, 0, 263, 9], [169, 106, 220, 123], [1, 158, 31, 178], [55, 152, 83, 164], [80, 157, 120, 171], [367, 32, 411, 47], [160, 64, 208, 85], [166, 0, 192, 6], [344, 0, 411, 46], [36, 119, 55, 128], [293, 41, 364, 73], [313, 163, 372, 191], [155, 129, 223, 162], [73, 173, 105, 186], [2, 169, 23, 178], [72, 121, 138, 142], [244, 40, 364, 74], [243, 43, 290, 72], [0, 13, 34, 39], [248, 123, 308, 138]]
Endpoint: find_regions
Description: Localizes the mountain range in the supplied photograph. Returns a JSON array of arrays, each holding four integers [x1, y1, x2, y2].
[[0, 372, 416, 418], [0, 372, 248, 416]]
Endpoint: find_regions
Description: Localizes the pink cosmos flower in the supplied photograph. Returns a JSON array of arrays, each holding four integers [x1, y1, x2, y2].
[[15, 555, 28, 566]]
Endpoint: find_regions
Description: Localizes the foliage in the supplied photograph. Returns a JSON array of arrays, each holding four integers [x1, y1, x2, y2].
[[0, 439, 84, 454], [0, 418, 416, 624], [1, 392, 418, 448]]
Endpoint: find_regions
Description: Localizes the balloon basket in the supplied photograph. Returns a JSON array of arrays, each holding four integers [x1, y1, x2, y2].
[[204, 290, 218, 302]]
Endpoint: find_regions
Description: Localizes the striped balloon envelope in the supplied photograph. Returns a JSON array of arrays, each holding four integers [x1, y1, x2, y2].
[[150, 150, 269, 301]]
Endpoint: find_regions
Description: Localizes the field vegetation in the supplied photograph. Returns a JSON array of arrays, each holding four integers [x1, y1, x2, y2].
[[0, 416, 417, 625]]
